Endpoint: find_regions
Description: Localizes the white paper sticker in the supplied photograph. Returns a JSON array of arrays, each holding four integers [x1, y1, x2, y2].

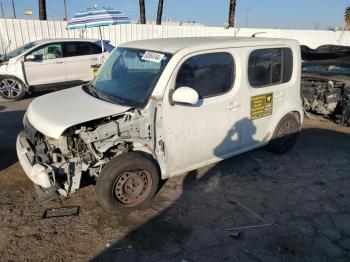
[[141, 51, 165, 63]]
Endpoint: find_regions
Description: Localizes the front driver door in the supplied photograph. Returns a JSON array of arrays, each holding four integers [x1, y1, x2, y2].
[[161, 49, 244, 177], [24, 43, 66, 86]]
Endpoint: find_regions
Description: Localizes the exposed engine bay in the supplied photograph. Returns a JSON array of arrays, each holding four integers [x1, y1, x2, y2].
[[301, 77, 350, 125], [301, 44, 350, 126], [21, 109, 153, 198]]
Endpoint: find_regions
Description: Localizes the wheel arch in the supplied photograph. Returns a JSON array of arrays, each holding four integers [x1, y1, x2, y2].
[[132, 150, 162, 180], [0, 74, 28, 89]]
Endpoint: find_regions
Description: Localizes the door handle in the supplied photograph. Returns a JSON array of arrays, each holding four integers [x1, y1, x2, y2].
[[275, 92, 284, 99], [227, 103, 241, 110], [54, 61, 64, 64]]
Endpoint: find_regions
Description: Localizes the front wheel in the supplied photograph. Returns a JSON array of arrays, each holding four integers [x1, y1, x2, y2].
[[0, 76, 26, 101], [96, 152, 159, 212], [267, 113, 301, 154]]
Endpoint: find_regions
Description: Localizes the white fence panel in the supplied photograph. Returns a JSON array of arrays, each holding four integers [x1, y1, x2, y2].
[[1, 18, 350, 55]]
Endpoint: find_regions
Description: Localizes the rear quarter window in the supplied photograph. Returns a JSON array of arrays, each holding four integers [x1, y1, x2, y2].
[[64, 42, 102, 57], [248, 48, 293, 88]]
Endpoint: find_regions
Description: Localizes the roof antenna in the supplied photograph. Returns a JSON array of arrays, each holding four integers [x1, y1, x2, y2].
[[234, 27, 240, 37], [251, 32, 266, 37]]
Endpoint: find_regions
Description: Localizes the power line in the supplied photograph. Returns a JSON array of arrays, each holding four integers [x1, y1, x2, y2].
[[63, 0, 67, 21], [245, 7, 251, 28]]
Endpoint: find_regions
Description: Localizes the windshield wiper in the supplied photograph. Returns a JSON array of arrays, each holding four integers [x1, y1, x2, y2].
[[83, 83, 99, 98]]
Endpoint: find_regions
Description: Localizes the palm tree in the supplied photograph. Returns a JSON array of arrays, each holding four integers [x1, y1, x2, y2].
[[139, 0, 146, 24], [156, 0, 164, 25], [38, 0, 47, 20], [228, 0, 236, 28], [345, 6, 350, 30]]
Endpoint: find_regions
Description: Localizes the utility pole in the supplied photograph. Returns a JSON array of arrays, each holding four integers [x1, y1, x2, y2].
[[245, 7, 251, 28], [0, 3, 5, 18], [63, 0, 67, 21], [11, 0, 16, 18]]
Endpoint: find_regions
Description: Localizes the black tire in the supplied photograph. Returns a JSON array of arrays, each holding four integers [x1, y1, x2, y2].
[[0, 76, 26, 101], [267, 113, 301, 154], [96, 152, 160, 212]]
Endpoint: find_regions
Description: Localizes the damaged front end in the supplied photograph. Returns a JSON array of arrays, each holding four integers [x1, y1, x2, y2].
[[17, 109, 153, 201], [301, 45, 350, 125], [301, 76, 350, 125]]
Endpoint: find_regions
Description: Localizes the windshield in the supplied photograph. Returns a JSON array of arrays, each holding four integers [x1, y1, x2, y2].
[[302, 64, 350, 76], [90, 47, 171, 108], [1, 41, 38, 61]]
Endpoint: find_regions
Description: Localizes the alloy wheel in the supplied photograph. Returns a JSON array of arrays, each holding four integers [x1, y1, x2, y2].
[[0, 78, 22, 99]]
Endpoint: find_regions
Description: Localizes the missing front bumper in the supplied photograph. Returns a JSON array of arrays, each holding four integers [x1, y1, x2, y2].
[[16, 134, 52, 188]]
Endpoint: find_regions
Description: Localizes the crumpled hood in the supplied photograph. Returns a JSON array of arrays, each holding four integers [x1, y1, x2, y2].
[[27, 86, 131, 139]]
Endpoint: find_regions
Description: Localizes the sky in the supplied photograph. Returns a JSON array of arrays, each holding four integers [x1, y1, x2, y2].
[[0, 0, 349, 30]]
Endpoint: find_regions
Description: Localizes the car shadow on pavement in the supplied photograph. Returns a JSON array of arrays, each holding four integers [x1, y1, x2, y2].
[[92, 123, 350, 262], [0, 110, 25, 171]]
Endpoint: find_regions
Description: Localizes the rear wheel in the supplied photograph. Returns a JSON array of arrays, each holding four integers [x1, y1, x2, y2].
[[0, 76, 26, 101], [96, 152, 159, 212], [268, 113, 301, 154]]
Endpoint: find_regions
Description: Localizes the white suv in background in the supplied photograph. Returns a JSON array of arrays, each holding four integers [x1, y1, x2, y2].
[[0, 38, 114, 101]]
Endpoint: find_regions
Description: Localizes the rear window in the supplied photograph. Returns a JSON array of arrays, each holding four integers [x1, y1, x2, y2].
[[248, 48, 293, 88]]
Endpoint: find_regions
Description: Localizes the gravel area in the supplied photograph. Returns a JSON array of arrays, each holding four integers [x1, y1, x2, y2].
[[0, 96, 350, 261]]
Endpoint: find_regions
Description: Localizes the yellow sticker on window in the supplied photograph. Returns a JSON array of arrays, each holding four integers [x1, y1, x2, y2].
[[251, 93, 273, 120]]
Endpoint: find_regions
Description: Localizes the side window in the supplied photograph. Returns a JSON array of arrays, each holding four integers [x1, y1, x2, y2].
[[248, 48, 293, 88], [89, 43, 102, 54], [64, 42, 100, 57], [176, 52, 235, 98], [29, 43, 62, 60]]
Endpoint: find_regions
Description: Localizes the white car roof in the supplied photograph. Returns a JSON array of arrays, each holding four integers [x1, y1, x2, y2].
[[33, 38, 109, 45], [120, 37, 299, 54]]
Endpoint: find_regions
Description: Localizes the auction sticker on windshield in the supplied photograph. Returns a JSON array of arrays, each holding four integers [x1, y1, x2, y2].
[[141, 51, 165, 63]]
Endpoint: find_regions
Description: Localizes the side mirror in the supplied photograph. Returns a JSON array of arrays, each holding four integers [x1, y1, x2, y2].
[[26, 55, 36, 61], [171, 86, 199, 105]]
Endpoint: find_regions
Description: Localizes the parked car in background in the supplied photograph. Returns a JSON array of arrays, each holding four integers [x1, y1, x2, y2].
[[17, 37, 303, 212], [0, 38, 114, 101]]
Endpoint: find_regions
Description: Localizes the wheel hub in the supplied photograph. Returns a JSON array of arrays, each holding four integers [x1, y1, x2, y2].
[[277, 121, 295, 146], [0, 79, 21, 99], [113, 170, 152, 207]]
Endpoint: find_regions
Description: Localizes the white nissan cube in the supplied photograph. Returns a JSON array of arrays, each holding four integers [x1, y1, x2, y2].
[[17, 37, 303, 212]]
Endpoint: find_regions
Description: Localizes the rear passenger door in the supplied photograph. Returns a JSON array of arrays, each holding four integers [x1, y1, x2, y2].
[[63, 41, 102, 82], [240, 47, 294, 149]]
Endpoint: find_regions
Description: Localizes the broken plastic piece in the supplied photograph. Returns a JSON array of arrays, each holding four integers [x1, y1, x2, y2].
[[42, 206, 80, 219]]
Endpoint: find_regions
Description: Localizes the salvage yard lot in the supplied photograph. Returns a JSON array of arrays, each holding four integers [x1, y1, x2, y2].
[[1, 96, 350, 261]]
